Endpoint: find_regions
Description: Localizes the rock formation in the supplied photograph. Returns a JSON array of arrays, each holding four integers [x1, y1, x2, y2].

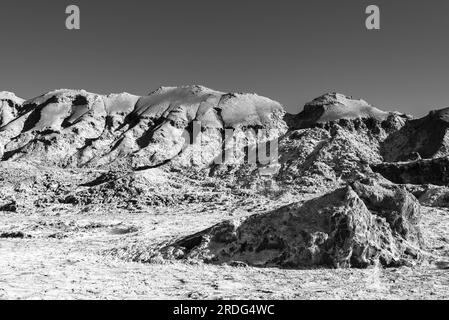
[[155, 179, 423, 268], [382, 107, 449, 162], [273, 93, 410, 193]]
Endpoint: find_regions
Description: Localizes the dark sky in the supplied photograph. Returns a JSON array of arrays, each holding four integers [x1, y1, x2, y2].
[[0, 0, 448, 116]]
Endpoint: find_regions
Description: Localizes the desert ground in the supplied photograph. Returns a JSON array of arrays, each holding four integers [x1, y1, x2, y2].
[[1, 166, 448, 300]]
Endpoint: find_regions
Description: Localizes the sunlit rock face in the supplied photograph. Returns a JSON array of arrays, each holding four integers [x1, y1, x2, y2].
[[0, 86, 286, 168]]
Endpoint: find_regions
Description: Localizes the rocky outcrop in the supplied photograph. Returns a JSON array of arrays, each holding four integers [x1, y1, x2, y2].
[[273, 94, 409, 192], [382, 107, 449, 162], [274, 126, 381, 192], [372, 157, 449, 186], [154, 179, 423, 269]]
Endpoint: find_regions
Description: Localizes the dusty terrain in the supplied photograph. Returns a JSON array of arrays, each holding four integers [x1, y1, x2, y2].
[[1, 87, 449, 300], [1, 196, 449, 300]]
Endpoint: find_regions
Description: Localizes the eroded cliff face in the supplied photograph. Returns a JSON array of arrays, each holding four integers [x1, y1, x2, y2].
[[262, 93, 408, 193], [371, 107, 449, 187], [284, 94, 449, 191], [382, 107, 449, 162], [0, 89, 415, 184], [0, 86, 286, 169]]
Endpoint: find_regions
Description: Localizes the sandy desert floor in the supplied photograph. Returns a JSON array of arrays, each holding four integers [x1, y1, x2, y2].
[[1, 201, 449, 300]]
